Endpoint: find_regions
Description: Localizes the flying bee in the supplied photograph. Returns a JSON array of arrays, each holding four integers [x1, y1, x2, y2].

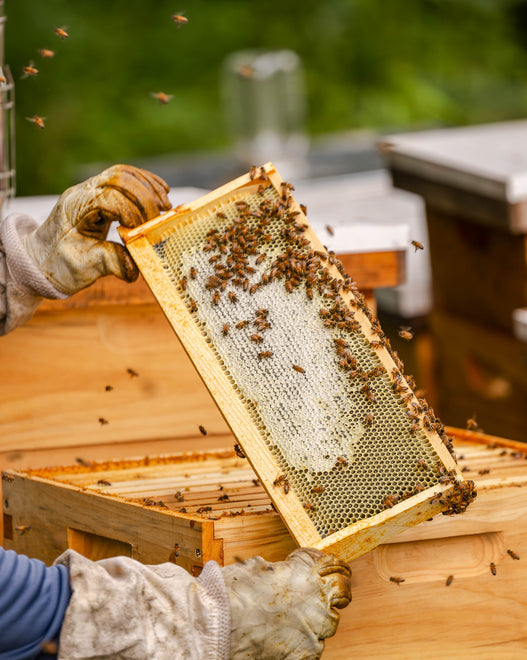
[[398, 326, 414, 341], [54, 26, 69, 40], [15, 525, 31, 535], [171, 13, 189, 27], [127, 368, 139, 378], [258, 350, 273, 359], [325, 225, 334, 236], [98, 417, 109, 425], [198, 425, 207, 436], [26, 115, 46, 129], [445, 575, 454, 587], [411, 240, 424, 252], [466, 414, 480, 431], [150, 91, 174, 105], [389, 576, 405, 585], [273, 475, 290, 494], [38, 48, 55, 59], [234, 444, 246, 459], [292, 364, 305, 373], [21, 62, 39, 78], [249, 165, 258, 180], [490, 562, 497, 576], [507, 549, 520, 560]]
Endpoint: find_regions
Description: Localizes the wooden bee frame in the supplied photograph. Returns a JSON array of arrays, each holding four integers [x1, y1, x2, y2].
[[120, 162, 474, 562]]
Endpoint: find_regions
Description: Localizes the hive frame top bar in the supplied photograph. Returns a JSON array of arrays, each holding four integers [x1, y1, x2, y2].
[[120, 162, 474, 562]]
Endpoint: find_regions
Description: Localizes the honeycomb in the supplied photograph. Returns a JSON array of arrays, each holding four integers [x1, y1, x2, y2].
[[147, 176, 462, 539]]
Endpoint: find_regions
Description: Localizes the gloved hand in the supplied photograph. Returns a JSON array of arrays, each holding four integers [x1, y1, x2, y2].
[[223, 548, 352, 660], [25, 164, 171, 295]]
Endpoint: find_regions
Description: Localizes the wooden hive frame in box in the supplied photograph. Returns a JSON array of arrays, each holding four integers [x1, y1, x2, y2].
[[119, 162, 475, 562]]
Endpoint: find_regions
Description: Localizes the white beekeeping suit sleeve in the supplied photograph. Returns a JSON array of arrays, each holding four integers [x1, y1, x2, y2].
[[55, 550, 231, 660], [0, 213, 67, 335]]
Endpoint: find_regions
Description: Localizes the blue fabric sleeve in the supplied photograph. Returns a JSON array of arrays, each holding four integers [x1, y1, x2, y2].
[[0, 547, 71, 660]]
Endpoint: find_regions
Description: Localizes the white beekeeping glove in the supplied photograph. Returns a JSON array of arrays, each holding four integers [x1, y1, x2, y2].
[[223, 548, 352, 660], [24, 164, 171, 295]]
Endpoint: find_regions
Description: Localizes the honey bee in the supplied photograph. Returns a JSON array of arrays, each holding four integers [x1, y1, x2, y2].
[[218, 493, 230, 502], [249, 165, 258, 180], [300, 204, 307, 215], [174, 491, 185, 502], [189, 299, 198, 313], [21, 62, 39, 78], [171, 13, 189, 27], [127, 368, 139, 378], [196, 506, 212, 514], [478, 468, 490, 475], [466, 415, 480, 431], [325, 225, 334, 236], [389, 576, 405, 585], [411, 240, 424, 252], [398, 327, 414, 341], [2, 474, 14, 483], [335, 456, 348, 467], [250, 333, 263, 343], [228, 292, 238, 304], [54, 26, 69, 40], [212, 291, 220, 305], [179, 276, 187, 290], [490, 562, 497, 575], [383, 493, 399, 509], [236, 320, 249, 330], [416, 458, 428, 470], [292, 364, 305, 373], [255, 253, 266, 265], [311, 485, 325, 494], [259, 167, 269, 181], [150, 91, 174, 105], [364, 413, 373, 427], [76, 457, 91, 467], [15, 525, 31, 535], [445, 575, 454, 587], [303, 502, 316, 512], [198, 425, 207, 436], [507, 549, 520, 560], [234, 443, 246, 459], [258, 350, 273, 359], [273, 475, 290, 494], [97, 479, 112, 487], [222, 323, 230, 336], [38, 48, 55, 59], [26, 115, 46, 129], [98, 417, 109, 425], [105, 385, 113, 392]]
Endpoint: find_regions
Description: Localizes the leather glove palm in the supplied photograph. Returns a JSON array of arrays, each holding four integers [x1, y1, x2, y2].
[[25, 164, 171, 295], [223, 548, 351, 660]]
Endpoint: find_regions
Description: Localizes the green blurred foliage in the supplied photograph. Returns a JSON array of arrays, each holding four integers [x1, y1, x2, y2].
[[6, 0, 527, 194]]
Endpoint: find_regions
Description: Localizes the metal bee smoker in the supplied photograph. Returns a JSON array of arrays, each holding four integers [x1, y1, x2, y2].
[[0, 0, 15, 217]]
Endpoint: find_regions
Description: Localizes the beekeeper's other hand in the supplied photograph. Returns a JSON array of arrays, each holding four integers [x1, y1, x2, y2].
[[25, 164, 170, 295], [223, 547, 352, 660]]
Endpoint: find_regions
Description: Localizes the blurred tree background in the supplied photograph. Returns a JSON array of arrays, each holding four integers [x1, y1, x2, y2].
[[6, 0, 527, 195]]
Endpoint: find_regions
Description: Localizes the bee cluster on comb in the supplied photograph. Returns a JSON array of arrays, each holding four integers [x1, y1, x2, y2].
[[122, 163, 475, 560]]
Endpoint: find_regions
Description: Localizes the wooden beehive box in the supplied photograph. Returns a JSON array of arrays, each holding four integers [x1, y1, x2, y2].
[[3, 427, 527, 658]]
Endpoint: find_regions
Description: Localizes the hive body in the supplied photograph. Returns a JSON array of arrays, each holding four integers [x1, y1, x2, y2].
[[120, 163, 474, 560]]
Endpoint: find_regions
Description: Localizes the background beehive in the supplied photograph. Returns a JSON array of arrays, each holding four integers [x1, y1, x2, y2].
[[121, 162, 474, 560]]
